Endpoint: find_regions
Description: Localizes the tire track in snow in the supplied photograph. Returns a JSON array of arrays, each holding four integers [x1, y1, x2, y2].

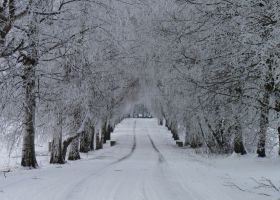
[[65, 120, 137, 200], [147, 134, 166, 163], [89, 120, 137, 163], [112, 120, 137, 164], [146, 129, 204, 200]]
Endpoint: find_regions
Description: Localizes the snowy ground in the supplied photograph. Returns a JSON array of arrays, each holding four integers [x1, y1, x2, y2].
[[0, 118, 280, 200]]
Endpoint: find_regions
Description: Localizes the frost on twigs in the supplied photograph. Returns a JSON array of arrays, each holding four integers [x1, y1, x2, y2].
[[224, 176, 280, 198]]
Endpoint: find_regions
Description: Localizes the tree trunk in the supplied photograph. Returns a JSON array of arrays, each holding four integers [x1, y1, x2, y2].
[[21, 8, 40, 168], [68, 137, 80, 160], [167, 120, 171, 131], [90, 125, 95, 150], [184, 131, 190, 146], [68, 108, 81, 160], [96, 131, 102, 150], [158, 118, 163, 126], [80, 123, 91, 153], [184, 118, 191, 146], [278, 127, 280, 156], [233, 116, 246, 155], [100, 132, 104, 148], [50, 112, 64, 164], [190, 135, 202, 148], [171, 121, 179, 140], [165, 119, 170, 129], [102, 121, 108, 143], [96, 133, 100, 150], [107, 124, 113, 141], [197, 116, 214, 153], [21, 63, 38, 168], [257, 91, 269, 157], [62, 135, 79, 161], [257, 57, 274, 157]]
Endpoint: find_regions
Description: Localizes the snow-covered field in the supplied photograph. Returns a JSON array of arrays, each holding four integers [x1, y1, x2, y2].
[[0, 118, 279, 200]]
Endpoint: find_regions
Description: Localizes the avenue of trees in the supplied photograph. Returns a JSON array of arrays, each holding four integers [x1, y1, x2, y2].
[[0, 0, 140, 168], [150, 0, 280, 157], [0, 0, 280, 168]]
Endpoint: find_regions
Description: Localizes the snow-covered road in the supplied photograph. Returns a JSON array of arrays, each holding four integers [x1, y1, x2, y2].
[[0, 119, 279, 200]]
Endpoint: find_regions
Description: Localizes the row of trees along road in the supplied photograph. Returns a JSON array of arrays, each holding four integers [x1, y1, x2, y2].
[[1, 0, 280, 168], [150, 0, 280, 157], [0, 0, 140, 168]]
